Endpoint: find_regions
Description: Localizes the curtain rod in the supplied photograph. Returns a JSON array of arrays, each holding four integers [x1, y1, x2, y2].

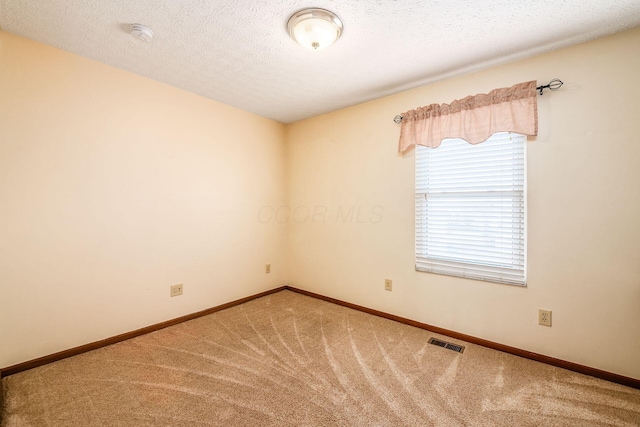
[[393, 79, 563, 124]]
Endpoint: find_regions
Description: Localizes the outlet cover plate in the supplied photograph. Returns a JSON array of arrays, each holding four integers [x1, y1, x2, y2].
[[538, 309, 552, 327], [384, 279, 392, 291], [170, 284, 183, 297]]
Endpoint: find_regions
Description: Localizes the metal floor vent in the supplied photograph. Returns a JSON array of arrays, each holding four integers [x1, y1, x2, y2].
[[428, 337, 465, 354]]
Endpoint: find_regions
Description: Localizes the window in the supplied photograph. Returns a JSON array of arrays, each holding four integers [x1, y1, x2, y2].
[[415, 132, 526, 286]]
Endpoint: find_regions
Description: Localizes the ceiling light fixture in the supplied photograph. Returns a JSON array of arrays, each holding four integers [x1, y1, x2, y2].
[[130, 23, 154, 43], [287, 8, 343, 50]]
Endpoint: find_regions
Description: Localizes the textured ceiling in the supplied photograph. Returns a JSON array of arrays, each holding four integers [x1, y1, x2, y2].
[[1, 0, 639, 123]]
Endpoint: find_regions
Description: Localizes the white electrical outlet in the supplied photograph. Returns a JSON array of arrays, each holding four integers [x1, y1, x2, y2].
[[538, 309, 552, 327], [170, 284, 183, 297], [265, 264, 271, 274], [384, 279, 392, 291]]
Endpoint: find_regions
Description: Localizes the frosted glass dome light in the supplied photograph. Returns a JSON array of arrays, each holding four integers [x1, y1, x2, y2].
[[287, 8, 343, 50]]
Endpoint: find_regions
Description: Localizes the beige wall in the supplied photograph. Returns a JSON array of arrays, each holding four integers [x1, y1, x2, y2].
[[2, 27, 639, 380], [0, 31, 287, 368], [286, 28, 640, 379]]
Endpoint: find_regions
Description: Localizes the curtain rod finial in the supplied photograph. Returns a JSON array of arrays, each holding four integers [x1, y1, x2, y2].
[[394, 115, 403, 124], [537, 78, 563, 95]]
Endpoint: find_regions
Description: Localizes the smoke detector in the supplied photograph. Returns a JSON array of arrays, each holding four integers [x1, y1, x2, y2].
[[130, 24, 154, 42]]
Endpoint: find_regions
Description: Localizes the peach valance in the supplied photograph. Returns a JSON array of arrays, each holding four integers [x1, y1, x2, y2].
[[398, 81, 538, 153]]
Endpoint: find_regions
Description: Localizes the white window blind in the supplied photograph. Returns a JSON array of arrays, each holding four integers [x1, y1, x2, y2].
[[415, 132, 526, 286]]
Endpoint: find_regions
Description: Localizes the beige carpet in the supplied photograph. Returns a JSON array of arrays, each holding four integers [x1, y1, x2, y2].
[[2, 290, 639, 426]]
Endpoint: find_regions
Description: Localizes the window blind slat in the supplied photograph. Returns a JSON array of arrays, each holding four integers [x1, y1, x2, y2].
[[415, 132, 526, 286], [418, 234, 526, 248]]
